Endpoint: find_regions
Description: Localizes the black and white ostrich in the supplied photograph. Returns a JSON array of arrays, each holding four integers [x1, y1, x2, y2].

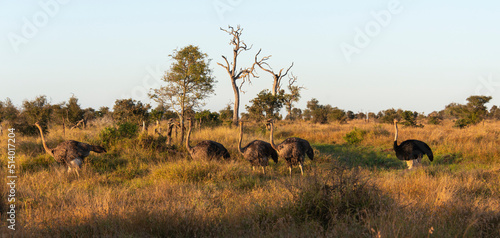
[[267, 119, 313, 175], [393, 119, 433, 169], [238, 121, 278, 174]]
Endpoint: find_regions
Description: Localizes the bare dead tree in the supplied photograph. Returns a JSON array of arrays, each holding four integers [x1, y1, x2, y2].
[[254, 49, 294, 96], [218, 25, 257, 126], [70, 119, 85, 130], [284, 73, 305, 120]]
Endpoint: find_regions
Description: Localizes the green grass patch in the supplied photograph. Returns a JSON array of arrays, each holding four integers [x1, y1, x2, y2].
[[21, 154, 54, 173], [314, 144, 404, 170]]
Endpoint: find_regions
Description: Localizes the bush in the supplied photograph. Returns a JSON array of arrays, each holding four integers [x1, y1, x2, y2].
[[343, 128, 366, 145], [428, 116, 442, 125], [454, 118, 471, 129], [285, 165, 388, 229], [117, 122, 139, 138], [99, 122, 139, 145]]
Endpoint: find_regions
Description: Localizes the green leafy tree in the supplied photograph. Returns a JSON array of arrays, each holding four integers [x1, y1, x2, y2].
[[346, 111, 355, 120], [113, 99, 150, 125], [490, 105, 500, 120], [0, 98, 19, 123], [219, 103, 233, 125], [305, 98, 328, 124], [82, 108, 96, 125], [465, 95, 492, 123], [150, 105, 166, 123], [150, 45, 215, 142], [377, 108, 400, 124], [96, 106, 110, 118], [401, 110, 420, 127], [18, 95, 52, 135], [356, 112, 366, 120], [66, 95, 84, 126], [427, 111, 443, 125], [328, 106, 347, 123], [246, 89, 284, 122], [289, 108, 303, 121], [453, 95, 492, 128], [195, 110, 221, 127], [443, 103, 465, 120], [49, 102, 66, 126]]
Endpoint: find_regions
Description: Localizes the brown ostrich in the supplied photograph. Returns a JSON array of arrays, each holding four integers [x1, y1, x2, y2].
[[393, 119, 433, 169], [267, 119, 313, 176], [238, 121, 278, 174], [185, 119, 230, 160], [35, 122, 106, 176]]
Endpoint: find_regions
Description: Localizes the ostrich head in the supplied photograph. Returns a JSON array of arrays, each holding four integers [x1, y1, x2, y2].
[[265, 119, 274, 130], [93, 145, 107, 153]]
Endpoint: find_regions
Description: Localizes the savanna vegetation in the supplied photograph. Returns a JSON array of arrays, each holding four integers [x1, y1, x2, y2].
[[1, 25, 500, 237], [1, 116, 499, 237]]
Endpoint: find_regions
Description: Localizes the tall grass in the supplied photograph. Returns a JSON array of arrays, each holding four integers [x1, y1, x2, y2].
[[0, 120, 499, 237]]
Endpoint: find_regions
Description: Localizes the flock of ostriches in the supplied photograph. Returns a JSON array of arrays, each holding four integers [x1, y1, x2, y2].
[[34, 118, 433, 177]]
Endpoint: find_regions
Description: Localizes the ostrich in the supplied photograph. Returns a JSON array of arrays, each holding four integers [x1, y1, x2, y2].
[[238, 121, 278, 174], [35, 122, 107, 176], [393, 119, 433, 169], [267, 119, 314, 176], [185, 119, 230, 160]]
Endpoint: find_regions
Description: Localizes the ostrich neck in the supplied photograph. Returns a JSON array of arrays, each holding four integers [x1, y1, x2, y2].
[[35, 124, 54, 157], [238, 123, 244, 154], [269, 123, 277, 150], [394, 122, 398, 142]]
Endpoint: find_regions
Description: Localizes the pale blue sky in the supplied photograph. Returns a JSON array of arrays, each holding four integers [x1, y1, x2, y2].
[[1, 1, 499, 115]]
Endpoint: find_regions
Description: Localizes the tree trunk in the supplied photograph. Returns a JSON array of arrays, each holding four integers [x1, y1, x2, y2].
[[272, 76, 278, 96], [62, 116, 65, 138], [286, 103, 292, 120], [232, 78, 240, 127], [179, 116, 185, 144]]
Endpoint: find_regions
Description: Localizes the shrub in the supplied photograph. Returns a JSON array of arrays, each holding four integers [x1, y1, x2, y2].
[[285, 165, 388, 229], [343, 128, 366, 145], [454, 118, 471, 129], [117, 122, 139, 138], [99, 126, 119, 146], [428, 115, 442, 125], [99, 122, 139, 145]]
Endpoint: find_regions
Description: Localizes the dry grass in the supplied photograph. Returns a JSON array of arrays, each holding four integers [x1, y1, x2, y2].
[[1, 120, 499, 237]]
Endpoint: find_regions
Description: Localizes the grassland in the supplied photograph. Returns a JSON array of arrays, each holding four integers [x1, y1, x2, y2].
[[1, 119, 500, 237]]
